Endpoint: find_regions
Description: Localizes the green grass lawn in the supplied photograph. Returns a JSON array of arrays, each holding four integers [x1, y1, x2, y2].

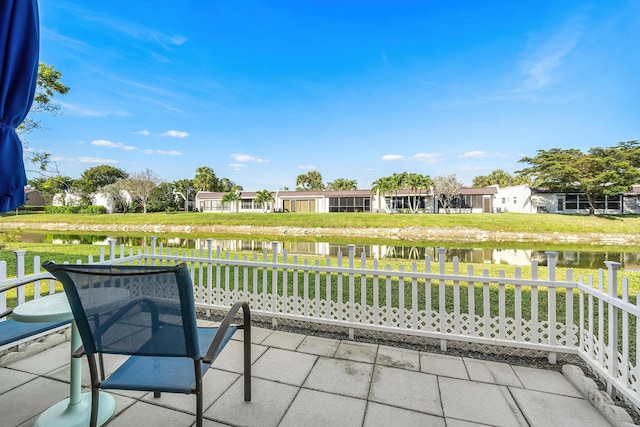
[[3, 211, 640, 235]]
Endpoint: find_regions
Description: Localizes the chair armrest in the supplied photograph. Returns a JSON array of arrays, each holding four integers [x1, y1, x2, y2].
[[203, 301, 250, 364], [73, 345, 86, 358]]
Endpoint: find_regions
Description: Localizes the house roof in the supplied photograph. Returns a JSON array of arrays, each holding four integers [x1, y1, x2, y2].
[[197, 187, 499, 199], [459, 186, 498, 195]]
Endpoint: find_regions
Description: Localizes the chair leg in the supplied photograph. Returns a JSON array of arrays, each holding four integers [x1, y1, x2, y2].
[[195, 360, 203, 427], [244, 321, 251, 401], [90, 385, 100, 427], [98, 353, 106, 381], [88, 354, 100, 427]]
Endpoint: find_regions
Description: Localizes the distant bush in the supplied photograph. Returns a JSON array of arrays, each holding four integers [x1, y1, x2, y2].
[[45, 205, 107, 214], [17, 206, 46, 213]]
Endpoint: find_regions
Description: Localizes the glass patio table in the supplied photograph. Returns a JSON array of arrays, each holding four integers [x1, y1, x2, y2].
[[12, 292, 116, 427]]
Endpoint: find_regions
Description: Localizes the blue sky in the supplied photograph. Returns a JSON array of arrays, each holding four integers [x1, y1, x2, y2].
[[30, 0, 639, 190]]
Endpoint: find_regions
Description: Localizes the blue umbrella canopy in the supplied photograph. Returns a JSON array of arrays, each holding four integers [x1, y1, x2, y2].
[[0, 0, 39, 212]]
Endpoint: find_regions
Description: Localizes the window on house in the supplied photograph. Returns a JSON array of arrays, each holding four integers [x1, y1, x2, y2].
[[329, 197, 371, 212]]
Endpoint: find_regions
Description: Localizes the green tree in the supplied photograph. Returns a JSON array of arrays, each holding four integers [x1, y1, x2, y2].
[[371, 176, 394, 213], [217, 177, 243, 192], [194, 166, 218, 191], [221, 191, 240, 213], [433, 174, 463, 214], [326, 178, 358, 191], [472, 170, 514, 188], [296, 171, 324, 191], [101, 181, 130, 213], [148, 182, 180, 213], [75, 165, 128, 205], [403, 173, 432, 214], [254, 189, 274, 213], [517, 141, 640, 215], [29, 175, 73, 210], [172, 179, 195, 211], [18, 63, 70, 173], [122, 169, 161, 214]]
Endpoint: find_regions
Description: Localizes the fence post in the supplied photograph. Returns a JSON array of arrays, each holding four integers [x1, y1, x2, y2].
[[546, 251, 558, 364], [604, 260, 621, 397], [272, 242, 279, 328], [14, 250, 26, 305], [206, 238, 213, 315], [108, 238, 117, 262], [437, 247, 447, 351], [150, 236, 158, 261], [348, 244, 355, 340]]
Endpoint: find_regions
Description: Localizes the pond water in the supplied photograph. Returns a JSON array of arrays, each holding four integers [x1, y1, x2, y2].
[[13, 232, 640, 271]]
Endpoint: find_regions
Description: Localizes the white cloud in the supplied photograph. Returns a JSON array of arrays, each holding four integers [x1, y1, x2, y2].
[[460, 150, 488, 158], [155, 150, 182, 156], [169, 35, 187, 46], [60, 102, 128, 117], [91, 139, 137, 150], [162, 130, 189, 138], [231, 153, 268, 163], [382, 154, 405, 161], [228, 163, 246, 170], [135, 130, 150, 136], [297, 164, 316, 170], [412, 152, 444, 163], [514, 17, 584, 95], [76, 156, 118, 164]]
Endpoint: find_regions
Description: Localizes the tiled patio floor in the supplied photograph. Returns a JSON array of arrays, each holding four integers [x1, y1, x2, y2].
[[0, 322, 614, 427]]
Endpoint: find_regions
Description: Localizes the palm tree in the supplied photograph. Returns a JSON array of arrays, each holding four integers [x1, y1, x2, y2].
[[254, 189, 274, 213], [371, 177, 393, 213], [404, 173, 432, 214], [221, 191, 239, 213], [295, 171, 324, 191]]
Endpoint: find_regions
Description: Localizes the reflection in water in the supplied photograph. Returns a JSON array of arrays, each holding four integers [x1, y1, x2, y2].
[[13, 232, 640, 270]]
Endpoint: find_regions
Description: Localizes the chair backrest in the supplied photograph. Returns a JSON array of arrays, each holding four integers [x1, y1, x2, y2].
[[42, 262, 200, 359]]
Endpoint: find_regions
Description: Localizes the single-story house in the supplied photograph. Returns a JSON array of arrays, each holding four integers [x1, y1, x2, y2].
[[195, 187, 499, 214]]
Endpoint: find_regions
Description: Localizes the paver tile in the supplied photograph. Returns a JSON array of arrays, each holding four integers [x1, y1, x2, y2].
[[279, 388, 366, 427], [0, 367, 38, 394], [512, 365, 582, 397], [303, 357, 373, 398], [440, 376, 528, 427], [376, 345, 420, 371], [297, 335, 340, 357], [335, 340, 378, 363], [252, 347, 317, 386], [511, 387, 611, 427], [463, 358, 522, 387], [106, 400, 195, 427], [205, 377, 298, 427], [420, 352, 468, 379], [261, 330, 306, 350], [369, 365, 442, 416], [364, 402, 446, 427], [0, 377, 69, 427]]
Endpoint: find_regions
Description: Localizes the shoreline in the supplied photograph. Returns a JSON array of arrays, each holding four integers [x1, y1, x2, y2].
[[2, 221, 640, 245]]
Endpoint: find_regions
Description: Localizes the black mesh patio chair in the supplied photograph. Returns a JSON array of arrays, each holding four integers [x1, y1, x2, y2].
[[42, 261, 251, 427]]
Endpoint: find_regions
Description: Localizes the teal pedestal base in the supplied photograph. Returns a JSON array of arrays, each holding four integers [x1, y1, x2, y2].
[[35, 391, 115, 427]]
